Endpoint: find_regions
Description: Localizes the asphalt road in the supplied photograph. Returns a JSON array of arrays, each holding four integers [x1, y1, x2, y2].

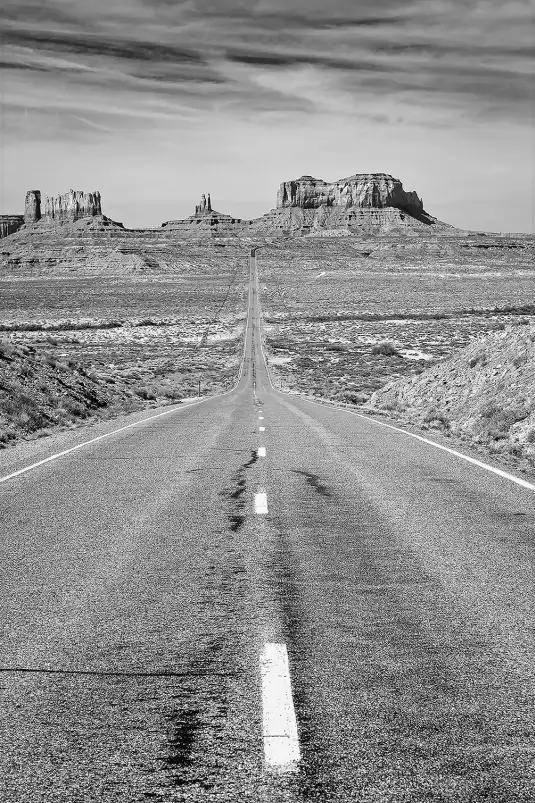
[[1, 254, 534, 802]]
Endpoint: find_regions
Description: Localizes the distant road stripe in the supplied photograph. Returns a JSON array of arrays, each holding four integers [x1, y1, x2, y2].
[[259, 426, 265, 432], [259, 416, 264, 420], [260, 643, 300, 769], [255, 492, 268, 514], [258, 447, 267, 457]]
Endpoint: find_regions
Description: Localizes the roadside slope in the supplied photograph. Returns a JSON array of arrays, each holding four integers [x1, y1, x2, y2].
[[0, 341, 148, 447], [368, 323, 535, 471]]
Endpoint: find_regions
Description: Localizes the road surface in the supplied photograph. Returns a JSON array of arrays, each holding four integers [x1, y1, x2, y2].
[[1, 253, 534, 802]]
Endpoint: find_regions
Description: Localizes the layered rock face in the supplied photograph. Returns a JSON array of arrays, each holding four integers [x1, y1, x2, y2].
[[0, 215, 24, 239], [24, 190, 42, 224], [43, 190, 102, 223], [277, 173, 424, 217]]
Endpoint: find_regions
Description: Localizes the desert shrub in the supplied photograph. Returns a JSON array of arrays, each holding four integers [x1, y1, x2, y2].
[[45, 336, 60, 346], [526, 428, 535, 444], [371, 341, 400, 357], [0, 341, 15, 359], [62, 398, 87, 418], [469, 351, 487, 368], [380, 399, 408, 413], [135, 386, 157, 400], [481, 407, 529, 439], [159, 386, 184, 400], [512, 353, 527, 368], [0, 428, 17, 447], [3, 394, 50, 432], [325, 343, 347, 352], [423, 408, 450, 428], [481, 403, 529, 424], [18, 363, 34, 378], [480, 402, 500, 419], [296, 356, 318, 369]]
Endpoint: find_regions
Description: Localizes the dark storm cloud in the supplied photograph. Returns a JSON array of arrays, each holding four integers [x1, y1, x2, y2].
[[2, 0, 532, 128]]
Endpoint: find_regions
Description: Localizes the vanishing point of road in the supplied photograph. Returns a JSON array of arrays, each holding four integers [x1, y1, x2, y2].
[[1, 253, 534, 802]]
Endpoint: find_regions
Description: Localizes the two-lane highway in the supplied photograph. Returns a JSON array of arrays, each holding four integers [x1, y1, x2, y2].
[[1, 253, 534, 801]]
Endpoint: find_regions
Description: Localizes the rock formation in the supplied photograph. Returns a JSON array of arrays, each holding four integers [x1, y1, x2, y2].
[[245, 171, 448, 235], [24, 190, 41, 224], [194, 193, 213, 215], [161, 194, 247, 237], [43, 190, 102, 223], [0, 215, 24, 239], [277, 173, 424, 216]]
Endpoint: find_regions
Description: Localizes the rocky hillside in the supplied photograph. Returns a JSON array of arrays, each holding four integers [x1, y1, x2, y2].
[[368, 323, 535, 472], [0, 341, 145, 447]]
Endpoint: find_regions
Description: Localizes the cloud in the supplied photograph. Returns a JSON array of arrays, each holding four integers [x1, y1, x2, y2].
[[5, 29, 205, 65], [1, 0, 532, 139]]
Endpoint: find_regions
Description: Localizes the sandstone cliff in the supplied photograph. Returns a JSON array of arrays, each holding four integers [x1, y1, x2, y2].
[[277, 173, 425, 216], [43, 190, 102, 223], [0, 216, 24, 239], [24, 190, 41, 224]]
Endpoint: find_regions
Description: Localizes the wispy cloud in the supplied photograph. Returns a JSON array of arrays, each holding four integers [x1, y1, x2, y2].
[[1, 0, 532, 137]]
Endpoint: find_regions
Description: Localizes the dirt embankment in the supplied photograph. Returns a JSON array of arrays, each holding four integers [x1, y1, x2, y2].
[[368, 323, 535, 472], [0, 341, 148, 447]]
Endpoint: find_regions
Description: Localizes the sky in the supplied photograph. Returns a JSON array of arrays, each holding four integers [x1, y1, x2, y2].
[[0, 0, 534, 231]]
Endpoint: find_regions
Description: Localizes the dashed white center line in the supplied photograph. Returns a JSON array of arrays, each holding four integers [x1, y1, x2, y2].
[[259, 416, 264, 420], [260, 643, 300, 769], [259, 426, 265, 432], [258, 447, 266, 457], [254, 492, 268, 514]]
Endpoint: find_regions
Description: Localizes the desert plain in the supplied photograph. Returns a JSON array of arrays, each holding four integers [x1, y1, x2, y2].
[[1, 175, 534, 474]]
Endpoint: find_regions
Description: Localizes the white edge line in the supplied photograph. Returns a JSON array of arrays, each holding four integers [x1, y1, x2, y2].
[[253, 253, 535, 494], [258, 447, 267, 457], [0, 250, 255, 485], [260, 643, 300, 768]]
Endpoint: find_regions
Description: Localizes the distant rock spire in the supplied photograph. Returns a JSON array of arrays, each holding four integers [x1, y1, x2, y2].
[[207, 193, 212, 212], [24, 190, 41, 224]]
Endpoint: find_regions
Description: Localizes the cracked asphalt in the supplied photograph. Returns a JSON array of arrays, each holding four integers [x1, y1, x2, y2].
[[0, 254, 534, 801]]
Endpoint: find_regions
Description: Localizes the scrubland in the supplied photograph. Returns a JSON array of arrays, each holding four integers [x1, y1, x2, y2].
[[369, 323, 535, 474], [259, 235, 535, 403], [258, 234, 535, 471], [0, 247, 248, 446]]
